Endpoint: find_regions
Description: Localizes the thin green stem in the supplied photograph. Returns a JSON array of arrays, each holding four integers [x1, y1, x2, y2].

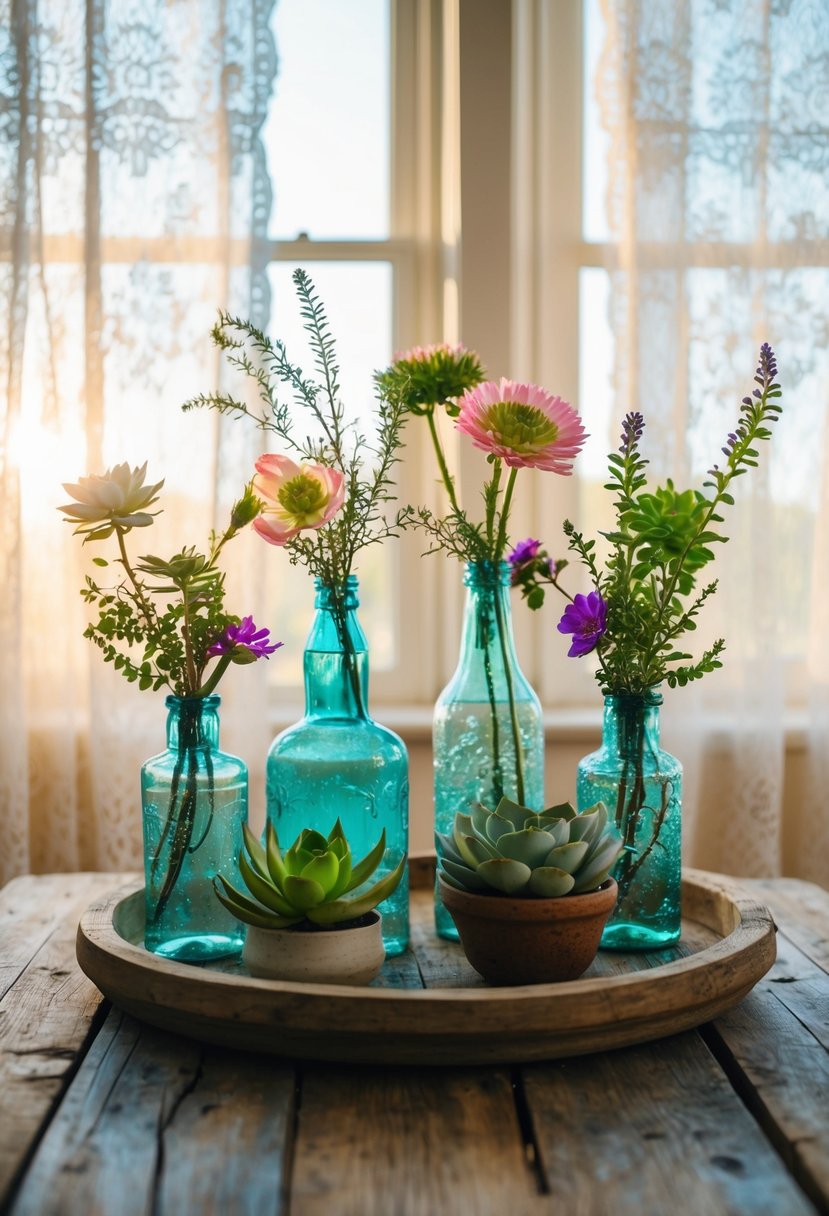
[[180, 588, 199, 695], [549, 574, 575, 603], [197, 653, 233, 697], [492, 582, 525, 805], [480, 609, 504, 802], [425, 406, 461, 515], [329, 591, 367, 720], [115, 527, 157, 634], [486, 461, 502, 556], [494, 467, 518, 560]]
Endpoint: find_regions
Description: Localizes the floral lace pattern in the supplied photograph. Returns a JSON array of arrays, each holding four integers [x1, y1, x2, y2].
[[0, 0, 276, 884], [596, 0, 829, 884]]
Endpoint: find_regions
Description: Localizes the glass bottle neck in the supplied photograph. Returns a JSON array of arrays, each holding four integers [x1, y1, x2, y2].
[[602, 692, 662, 758], [166, 696, 220, 750], [304, 579, 369, 720], [457, 561, 519, 675]]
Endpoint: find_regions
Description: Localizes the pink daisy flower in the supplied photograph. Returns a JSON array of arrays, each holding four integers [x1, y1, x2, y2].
[[455, 378, 587, 473], [252, 454, 345, 546]]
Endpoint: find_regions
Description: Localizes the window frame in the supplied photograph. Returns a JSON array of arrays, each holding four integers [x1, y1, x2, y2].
[[265, 0, 448, 706]]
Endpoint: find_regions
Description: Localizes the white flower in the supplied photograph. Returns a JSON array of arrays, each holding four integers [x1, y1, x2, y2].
[[59, 461, 164, 539]]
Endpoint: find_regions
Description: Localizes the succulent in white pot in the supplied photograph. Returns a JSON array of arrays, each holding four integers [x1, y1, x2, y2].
[[437, 797, 623, 984], [214, 819, 405, 985]]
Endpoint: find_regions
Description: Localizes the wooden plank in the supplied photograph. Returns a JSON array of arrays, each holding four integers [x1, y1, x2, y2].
[[156, 1050, 295, 1216], [10, 1009, 199, 1216], [522, 1032, 817, 1216], [703, 928, 829, 1214], [750, 878, 829, 971], [290, 1065, 545, 1216], [0, 873, 128, 1002], [0, 874, 128, 1208], [10, 1009, 296, 1216]]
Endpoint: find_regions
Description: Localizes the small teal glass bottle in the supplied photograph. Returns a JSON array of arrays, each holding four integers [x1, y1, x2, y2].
[[141, 695, 247, 961], [577, 689, 682, 950], [266, 577, 409, 956], [433, 560, 545, 939]]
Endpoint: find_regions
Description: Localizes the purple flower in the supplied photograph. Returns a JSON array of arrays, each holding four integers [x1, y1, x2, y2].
[[758, 342, 777, 384], [207, 615, 283, 659], [507, 537, 542, 566], [619, 411, 645, 454], [557, 590, 608, 658]]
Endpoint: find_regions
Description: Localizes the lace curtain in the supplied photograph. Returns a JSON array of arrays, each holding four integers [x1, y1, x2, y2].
[[595, 0, 829, 884], [0, 0, 276, 884]]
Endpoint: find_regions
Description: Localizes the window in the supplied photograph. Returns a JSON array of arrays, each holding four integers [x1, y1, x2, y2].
[[260, 0, 444, 705], [509, 0, 828, 711], [174, 0, 825, 718]]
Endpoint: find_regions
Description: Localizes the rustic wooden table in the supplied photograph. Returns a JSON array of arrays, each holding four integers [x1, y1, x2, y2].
[[1, 873, 827, 1216]]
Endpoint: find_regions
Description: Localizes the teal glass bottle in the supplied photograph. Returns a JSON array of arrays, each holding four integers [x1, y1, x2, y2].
[[266, 577, 409, 956], [577, 689, 682, 950], [433, 560, 545, 939], [141, 695, 247, 961]]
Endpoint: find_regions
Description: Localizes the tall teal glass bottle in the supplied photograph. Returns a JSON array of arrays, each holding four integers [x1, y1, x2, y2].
[[577, 689, 682, 950], [141, 695, 247, 961], [433, 560, 545, 939], [266, 577, 409, 955]]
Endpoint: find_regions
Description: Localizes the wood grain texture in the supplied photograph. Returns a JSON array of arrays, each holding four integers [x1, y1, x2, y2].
[[290, 1066, 544, 1216], [0, 873, 129, 1207], [1, 871, 826, 1216], [704, 927, 829, 1214], [9, 1009, 296, 1216], [0, 874, 121, 1002], [522, 1032, 817, 1216], [10, 1009, 200, 1216], [751, 878, 829, 970], [74, 870, 776, 1065], [156, 1050, 295, 1216]]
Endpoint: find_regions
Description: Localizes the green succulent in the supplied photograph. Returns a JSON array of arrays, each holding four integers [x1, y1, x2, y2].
[[214, 819, 405, 928], [437, 797, 623, 897]]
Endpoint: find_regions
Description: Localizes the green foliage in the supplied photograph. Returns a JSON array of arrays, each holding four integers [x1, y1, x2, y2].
[[183, 269, 413, 593], [437, 797, 623, 898], [78, 489, 262, 697], [214, 819, 405, 929], [412, 505, 491, 564], [514, 347, 783, 696]]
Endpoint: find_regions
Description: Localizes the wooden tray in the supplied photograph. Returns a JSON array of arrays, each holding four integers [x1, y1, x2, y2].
[[76, 860, 776, 1065]]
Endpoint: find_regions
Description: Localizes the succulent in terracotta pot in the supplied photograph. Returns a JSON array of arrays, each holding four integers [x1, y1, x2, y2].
[[437, 798, 623, 985], [214, 819, 405, 984]]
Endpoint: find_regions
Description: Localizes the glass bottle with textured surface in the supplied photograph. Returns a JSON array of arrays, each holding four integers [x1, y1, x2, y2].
[[141, 695, 247, 961], [577, 689, 682, 950], [266, 577, 409, 955], [433, 560, 545, 938]]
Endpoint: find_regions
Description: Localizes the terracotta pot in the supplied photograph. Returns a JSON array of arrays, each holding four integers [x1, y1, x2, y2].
[[438, 875, 618, 985], [243, 911, 385, 985]]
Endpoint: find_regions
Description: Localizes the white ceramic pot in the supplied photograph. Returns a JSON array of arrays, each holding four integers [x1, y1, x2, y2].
[[243, 911, 385, 985]]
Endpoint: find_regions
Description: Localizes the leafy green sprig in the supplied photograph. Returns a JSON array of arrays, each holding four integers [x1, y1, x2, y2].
[[79, 486, 264, 696], [183, 269, 413, 592], [515, 344, 783, 695]]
